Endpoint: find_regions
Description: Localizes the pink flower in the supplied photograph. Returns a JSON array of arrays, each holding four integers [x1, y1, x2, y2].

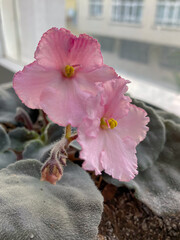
[[13, 28, 117, 127], [77, 78, 149, 181]]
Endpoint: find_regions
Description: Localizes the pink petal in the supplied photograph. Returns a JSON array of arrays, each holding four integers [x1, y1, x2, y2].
[[35, 28, 103, 72], [35, 28, 75, 69], [101, 131, 138, 181], [40, 82, 91, 127], [84, 93, 104, 120], [117, 104, 149, 144], [69, 33, 103, 71], [77, 120, 138, 181], [101, 78, 131, 120], [13, 61, 61, 109], [77, 121, 104, 175], [76, 64, 118, 94]]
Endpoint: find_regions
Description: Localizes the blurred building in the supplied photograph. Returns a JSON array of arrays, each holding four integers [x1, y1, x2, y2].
[[77, 0, 180, 90], [65, 0, 77, 28]]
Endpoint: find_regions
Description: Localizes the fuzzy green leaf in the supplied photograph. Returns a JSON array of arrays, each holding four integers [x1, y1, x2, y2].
[[0, 125, 11, 152], [0, 151, 16, 170], [0, 125, 16, 169], [0, 88, 38, 124], [0, 159, 103, 240], [45, 122, 64, 144], [133, 99, 166, 171], [8, 127, 39, 152], [23, 123, 65, 162], [155, 109, 180, 124], [23, 139, 52, 162]]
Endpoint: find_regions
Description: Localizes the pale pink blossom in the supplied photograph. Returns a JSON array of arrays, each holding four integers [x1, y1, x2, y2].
[[77, 78, 149, 181], [13, 28, 117, 127]]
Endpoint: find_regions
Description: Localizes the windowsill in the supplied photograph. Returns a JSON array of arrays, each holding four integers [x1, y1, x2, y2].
[[0, 58, 23, 73], [118, 70, 180, 117], [87, 16, 104, 21], [109, 21, 142, 28], [0, 81, 13, 89], [152, 24, 180, 32]]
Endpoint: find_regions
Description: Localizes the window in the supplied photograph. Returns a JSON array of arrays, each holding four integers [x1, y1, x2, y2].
[[94, 35, 115, 52], [111, 0, 143, 23], [159, 46, 180, 70], [89, 0, 103, 17], [155, 0, 180, 27], [120, 40, 149, 64]]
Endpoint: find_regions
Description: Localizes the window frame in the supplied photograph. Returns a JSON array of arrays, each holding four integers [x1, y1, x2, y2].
[[155, 0, 180, 27], [88, 0, 104, 18], [111, 0, 143, 24]]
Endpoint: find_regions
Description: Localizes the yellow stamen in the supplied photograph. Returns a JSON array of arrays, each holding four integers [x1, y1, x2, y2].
[[108, 118, 118, 129], [64, 65, 74, 78], [100, 117, 118, 130], [100, 118, 108, 130]]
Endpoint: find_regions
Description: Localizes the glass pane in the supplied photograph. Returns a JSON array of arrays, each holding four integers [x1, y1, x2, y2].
[[111, 0, 143, 23], [155, 0, 180, 26], [178, 7, 180, 25], [136, 6, 142, 22], [89, 0, 102, 17], [120, 6, 125, 21], [168, 6, 174, 19], [156, 6, 165, 22]]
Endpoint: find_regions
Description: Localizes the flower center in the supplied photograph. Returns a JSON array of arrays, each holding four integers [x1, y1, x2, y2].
[[100, 117, 118, 130], [64, 65, 74, 78]]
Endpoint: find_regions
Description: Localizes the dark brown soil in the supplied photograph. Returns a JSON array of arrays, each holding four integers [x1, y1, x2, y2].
[[97, 186, 180, 240]]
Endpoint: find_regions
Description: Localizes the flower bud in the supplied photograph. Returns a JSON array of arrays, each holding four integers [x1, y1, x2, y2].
[[41, 159, 63, 185]]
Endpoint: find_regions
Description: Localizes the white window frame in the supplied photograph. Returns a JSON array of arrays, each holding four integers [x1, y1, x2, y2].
[[0, 0, 65, 65], [89, 0, 103, 17], [155, 0, 180, 27], [111, 0, 143, 24]]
